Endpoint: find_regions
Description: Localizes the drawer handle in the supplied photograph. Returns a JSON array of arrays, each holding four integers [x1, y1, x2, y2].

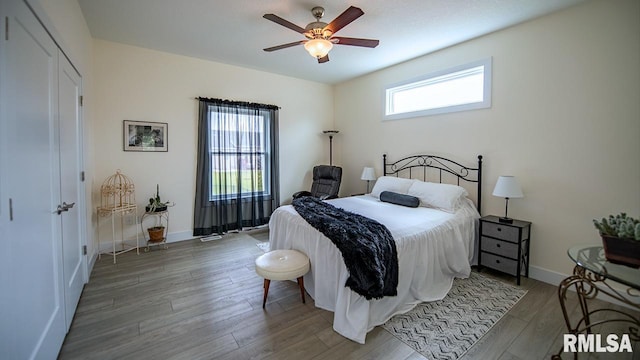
[[496, 244, 501, 248], [497, 227, 502, 232], [496, 259, 501, 264]]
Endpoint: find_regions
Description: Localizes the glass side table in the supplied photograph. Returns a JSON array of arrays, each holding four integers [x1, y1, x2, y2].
[[553, 245, 639, 359]]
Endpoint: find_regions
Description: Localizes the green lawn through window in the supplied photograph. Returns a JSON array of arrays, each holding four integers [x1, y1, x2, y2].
[[211, 170, 265, 197]]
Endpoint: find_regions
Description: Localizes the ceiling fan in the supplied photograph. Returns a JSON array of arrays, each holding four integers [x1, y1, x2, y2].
[[263, 6, 379, 64]]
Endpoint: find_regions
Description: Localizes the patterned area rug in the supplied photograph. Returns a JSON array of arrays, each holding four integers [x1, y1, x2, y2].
[[382, 272, 527, 360]]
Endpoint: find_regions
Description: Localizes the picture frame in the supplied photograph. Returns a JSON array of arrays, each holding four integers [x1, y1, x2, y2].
[[123, 120, 168, 152]]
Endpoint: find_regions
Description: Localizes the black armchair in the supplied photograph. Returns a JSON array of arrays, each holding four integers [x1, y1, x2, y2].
[[293, 165, 342, 200]]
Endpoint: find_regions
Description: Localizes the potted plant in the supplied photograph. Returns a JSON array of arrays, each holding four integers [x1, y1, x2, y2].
[[146, 184, 171, 212], [147, 226, 165, 243], [145, 184, 173, 243], [593, 213, 640, 268]]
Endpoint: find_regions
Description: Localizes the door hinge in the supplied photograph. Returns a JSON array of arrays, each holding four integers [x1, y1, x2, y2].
[[5, 17, 8, 41], [79, 95, 83, 106], [80, 171, 85, 182], [83, 245, 87, 255], [9, 198, 13, 221]]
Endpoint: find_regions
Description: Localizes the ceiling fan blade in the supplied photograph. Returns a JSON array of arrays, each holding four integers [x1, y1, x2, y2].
[[318, 54, 330, 63], [263, 41, 305, 52], [324, 6, 364, 35], [263, 14, 306, 34], [332, 37, 379, 48]]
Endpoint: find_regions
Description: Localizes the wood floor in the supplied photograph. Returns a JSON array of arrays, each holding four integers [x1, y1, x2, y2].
[[59, 230, 638, 360]]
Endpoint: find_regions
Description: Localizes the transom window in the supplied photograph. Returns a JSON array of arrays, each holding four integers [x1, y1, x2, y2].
[[384, 58, 492, 120]]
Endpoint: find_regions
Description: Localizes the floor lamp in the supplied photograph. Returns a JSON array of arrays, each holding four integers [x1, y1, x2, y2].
[[322, 130, 339, 166]]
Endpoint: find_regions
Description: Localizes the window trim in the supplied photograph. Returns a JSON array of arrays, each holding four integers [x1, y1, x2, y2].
[[207, 108, 272, 201], [383, 57, 492, 121]]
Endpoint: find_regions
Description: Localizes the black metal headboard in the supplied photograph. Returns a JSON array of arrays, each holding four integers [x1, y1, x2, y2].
[[383, 154, 483, 213]]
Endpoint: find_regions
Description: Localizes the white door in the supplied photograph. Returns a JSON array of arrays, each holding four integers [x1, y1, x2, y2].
[[58, 54, 86, 330], [0, 0, 66, 358]]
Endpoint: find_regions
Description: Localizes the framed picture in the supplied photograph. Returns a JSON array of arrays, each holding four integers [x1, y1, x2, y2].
[[123, 120, 168, 152]]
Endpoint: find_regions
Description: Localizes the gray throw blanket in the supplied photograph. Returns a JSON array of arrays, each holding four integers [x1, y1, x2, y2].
[[292, 196, 398, 300]]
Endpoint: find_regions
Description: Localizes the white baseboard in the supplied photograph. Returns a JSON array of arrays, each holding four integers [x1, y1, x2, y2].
[[96, 230, 196, 252], [87, 252, 97, 273], [166, 230, 195, 243], [529, 265, 640, 309], [95, 227, 269, 252], [529, 265, 568, 286]]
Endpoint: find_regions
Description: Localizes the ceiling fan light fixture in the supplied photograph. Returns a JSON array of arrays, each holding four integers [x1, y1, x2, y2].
[[304, 38, 333, 59], [263, 6, 377, 63]]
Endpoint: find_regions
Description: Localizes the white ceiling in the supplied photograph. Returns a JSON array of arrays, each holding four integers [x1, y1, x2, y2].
[[77, 0, 584, 84]]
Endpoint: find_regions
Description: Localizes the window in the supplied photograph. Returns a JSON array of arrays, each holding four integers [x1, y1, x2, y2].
[[207, 106, 273, 201], [384, 58, 492, 120], [194, 98, 279, 236]]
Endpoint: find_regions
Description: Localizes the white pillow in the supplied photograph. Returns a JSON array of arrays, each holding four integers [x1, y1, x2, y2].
[[407, 180, 469, 212], [370, 176, 415, 198]]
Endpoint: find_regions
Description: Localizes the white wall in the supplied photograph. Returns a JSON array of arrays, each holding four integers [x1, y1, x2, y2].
[[92, 39, 334, 243], [334, 0, 640, 278]]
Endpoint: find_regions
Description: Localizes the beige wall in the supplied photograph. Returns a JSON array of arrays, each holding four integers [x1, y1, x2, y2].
[[32, 0, 639, 283], [334, 0, 640, 280], [92, 40, 334, 242]]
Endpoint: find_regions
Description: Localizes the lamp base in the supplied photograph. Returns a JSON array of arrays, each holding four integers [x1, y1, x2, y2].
[[498, 217, 514, 224]]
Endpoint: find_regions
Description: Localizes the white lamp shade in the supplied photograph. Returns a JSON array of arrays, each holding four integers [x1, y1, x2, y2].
[[360, 167, 376, 181], [304, 39, 333, 58], [492, 176, 524, 198]]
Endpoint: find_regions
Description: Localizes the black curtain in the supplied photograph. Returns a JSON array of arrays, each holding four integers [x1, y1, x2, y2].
[[194, 98, 279, 236]]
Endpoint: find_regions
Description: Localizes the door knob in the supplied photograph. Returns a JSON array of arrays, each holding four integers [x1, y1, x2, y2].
[[62, 202, 75, 211], [55, 202, 75, 215]]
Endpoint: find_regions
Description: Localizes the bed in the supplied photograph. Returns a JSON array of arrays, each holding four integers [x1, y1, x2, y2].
[[269, 154, 483, 343]]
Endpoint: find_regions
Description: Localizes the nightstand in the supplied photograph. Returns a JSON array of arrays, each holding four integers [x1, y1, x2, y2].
[[478, 215, 531, 285]]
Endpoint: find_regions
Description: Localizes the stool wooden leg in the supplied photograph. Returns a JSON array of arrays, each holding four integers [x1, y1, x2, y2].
[[297, 276, 305, 304], [262, 279, 270, 309]]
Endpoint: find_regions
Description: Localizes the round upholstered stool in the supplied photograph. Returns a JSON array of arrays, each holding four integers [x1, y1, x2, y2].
[[255, 249, 310, 308]]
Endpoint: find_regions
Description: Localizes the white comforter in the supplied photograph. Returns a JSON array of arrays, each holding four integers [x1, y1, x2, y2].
[[268, 195, 479, 343]]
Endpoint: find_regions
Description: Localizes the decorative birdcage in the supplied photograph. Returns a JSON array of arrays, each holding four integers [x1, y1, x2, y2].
[[98, 170, 137, 214], [97, 170, 139, 263]]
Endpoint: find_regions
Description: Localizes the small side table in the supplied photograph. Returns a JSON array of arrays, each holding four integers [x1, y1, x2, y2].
[[140, 210, 169, 251], [553, 245, 639, 359], [478, 215, 531, 285]]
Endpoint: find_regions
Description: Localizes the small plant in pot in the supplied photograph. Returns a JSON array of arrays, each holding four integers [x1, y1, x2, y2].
[[147, 226, 165, 243], [146, 184, 171, 212], [593, 213, 640, 268], [145, 184, 174, 243]]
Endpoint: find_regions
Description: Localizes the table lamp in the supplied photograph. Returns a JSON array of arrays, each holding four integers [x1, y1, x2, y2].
[[492, 176, 524, 223], [360, 167, 376, 193]]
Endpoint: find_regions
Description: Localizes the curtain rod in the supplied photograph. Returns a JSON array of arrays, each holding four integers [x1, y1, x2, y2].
[[195, 97, 280, 110]]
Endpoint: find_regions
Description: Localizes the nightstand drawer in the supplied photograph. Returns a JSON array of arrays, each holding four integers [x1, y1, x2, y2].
[[482, 221, 519, 242], [481, 236, 518, 259], [481, 253, 517, 276]]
